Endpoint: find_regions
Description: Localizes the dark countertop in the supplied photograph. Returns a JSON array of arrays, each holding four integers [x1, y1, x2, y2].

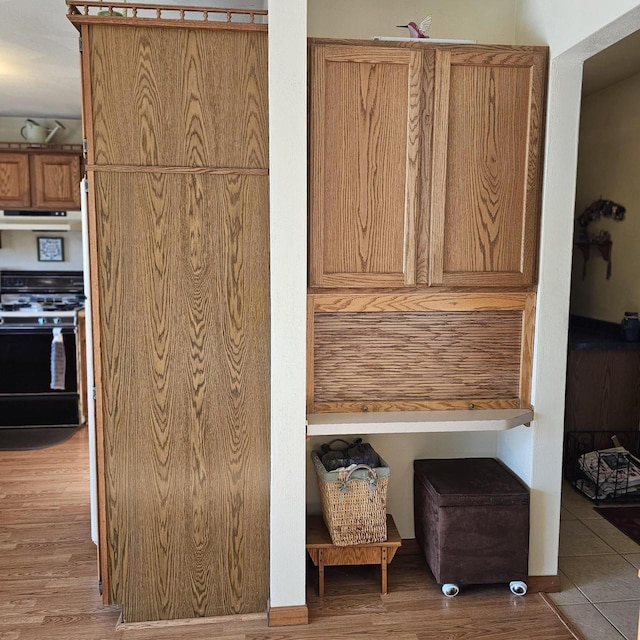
[[569, 316, 640, 351]]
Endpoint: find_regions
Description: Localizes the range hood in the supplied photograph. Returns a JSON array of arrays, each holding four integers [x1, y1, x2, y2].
[[0, 210, 82, 232]]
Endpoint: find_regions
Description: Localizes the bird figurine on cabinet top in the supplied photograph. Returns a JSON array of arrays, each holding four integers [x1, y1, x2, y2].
[[397, 15, 432, 38]]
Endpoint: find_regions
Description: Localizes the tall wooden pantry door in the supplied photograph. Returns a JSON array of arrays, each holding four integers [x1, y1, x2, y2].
[[70, 7, 269, 623]]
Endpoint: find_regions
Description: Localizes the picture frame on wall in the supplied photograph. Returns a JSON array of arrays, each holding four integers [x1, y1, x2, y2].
[[37, 236, 65, 262]]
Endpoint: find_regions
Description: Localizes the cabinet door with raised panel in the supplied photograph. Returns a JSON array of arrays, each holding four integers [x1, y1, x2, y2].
[[0, 152, 31, 208], [309, 44, 424, 288], [30, 153, 81, 210], [429, 48, 547, 287]]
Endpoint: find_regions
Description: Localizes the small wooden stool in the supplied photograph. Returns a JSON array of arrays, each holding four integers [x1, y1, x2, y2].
[[306, 514, 402, 596]]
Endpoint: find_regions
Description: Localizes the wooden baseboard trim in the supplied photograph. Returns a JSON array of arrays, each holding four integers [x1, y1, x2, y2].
[[116, 611, 266, 630], [268, 604, 309, 627], [540, 592, 585, 640], [527, 575, 561, 593]]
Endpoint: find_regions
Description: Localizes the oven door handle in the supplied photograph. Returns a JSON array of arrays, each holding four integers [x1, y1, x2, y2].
[[0, 327, 77, 335]]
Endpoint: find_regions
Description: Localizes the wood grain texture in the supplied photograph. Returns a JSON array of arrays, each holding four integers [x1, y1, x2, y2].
[[117, 612, 266, 631], [564, 349, 640, 432], [267, 606, 309, 627], [311, 399, 522, 413], [309, 44, 420, 288], [80, 24, 96, 166], [428, 49, 451, 287], [306, 515, 401, 597], [444, 64, 528, 273], [67, 1, 267, 31], [0, 152, 30, 208], [312, 310, 522, 405], [94, 172, 270, 622], [88, 25, 267, 168], [84, 164, 268, 175], [519, 293, 536, 408], [306, 295, 316, 412], [306, 292, 534, 413], [528, 576, 561, 593], [309, 38, 549, 56], [416, 50, 435, 285], [310, 291, 529, 313], [430, 49, 547, 287], [71, 14, 267, 32], [30, 153, 81, 210]]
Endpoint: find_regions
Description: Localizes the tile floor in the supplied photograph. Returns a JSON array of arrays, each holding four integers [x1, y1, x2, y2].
[[550, 482, 640, 640]]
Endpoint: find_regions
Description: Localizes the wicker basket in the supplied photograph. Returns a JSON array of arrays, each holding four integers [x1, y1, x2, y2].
[[311, 450, 389, 546]]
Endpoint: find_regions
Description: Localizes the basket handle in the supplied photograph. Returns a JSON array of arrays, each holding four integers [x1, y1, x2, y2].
[[321, 438, 351, 453], [339, 464, 378, 500]]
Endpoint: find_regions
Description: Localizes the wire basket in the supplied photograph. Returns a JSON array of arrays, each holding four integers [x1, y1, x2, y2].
[[564, 431, 640, 503], [311, 450, 389, 546]]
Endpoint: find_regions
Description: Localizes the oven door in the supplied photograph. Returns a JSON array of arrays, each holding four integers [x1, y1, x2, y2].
[[0, 327, 79, 427]]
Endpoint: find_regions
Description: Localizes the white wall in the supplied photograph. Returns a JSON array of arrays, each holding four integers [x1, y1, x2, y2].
[[308, 0, 517, 43], [503, 0, 640, 577], [570, 72, 640, 322], [269, 0, 308, 611], [307, 433, 498, 538], [516, 0, 640, 55], [0, 230, 83, 271]]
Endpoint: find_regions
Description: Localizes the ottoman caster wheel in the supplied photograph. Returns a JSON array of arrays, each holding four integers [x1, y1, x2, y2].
[[509, 580, 527, 596], [442, 583, 460, 598]]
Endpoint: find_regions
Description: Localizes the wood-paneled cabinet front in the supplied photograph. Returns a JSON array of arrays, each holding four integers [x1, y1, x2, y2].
[[0, 153, 30, 208], [307, 292, 536, 413], [309, 44, 428, 288], [30, 154, 81, 210], [429, 49, 546, 287], [0, 152, 81, 210], [308, 41, 547, 290], [75, 16, 270, 622]]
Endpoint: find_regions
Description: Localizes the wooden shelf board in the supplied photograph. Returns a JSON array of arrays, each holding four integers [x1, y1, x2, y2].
[[306, 408, 534, 436]]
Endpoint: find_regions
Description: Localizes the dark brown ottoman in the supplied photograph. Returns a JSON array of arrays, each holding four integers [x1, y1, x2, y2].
[[414, 458, 529, 597]]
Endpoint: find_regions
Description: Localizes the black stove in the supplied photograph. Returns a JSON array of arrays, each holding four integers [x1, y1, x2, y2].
[[0, 271, 85, 328], [0, 270, 85, 438]]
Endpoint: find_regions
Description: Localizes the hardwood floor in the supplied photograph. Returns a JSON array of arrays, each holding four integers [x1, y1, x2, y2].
[[0, 429, 577, 639]]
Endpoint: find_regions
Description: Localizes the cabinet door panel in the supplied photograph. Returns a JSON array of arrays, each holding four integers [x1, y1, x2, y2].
[[307, 292, 536, 413], [310, 45, 422, 288], [94, 172, 270, 620], [430, 50, 546, 287], [0, 153, 30, 208], [31, 154, 81, 210], [88, 26, 267, 169]]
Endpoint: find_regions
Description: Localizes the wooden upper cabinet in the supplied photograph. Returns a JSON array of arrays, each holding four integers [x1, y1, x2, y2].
[[0, 152, 80, 211], [309, 44, 425, 288], [429, 49, 547, 287], [87, 27, 267, 169], [0, 153, 31, 208], [30, 154, 81, 210]]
